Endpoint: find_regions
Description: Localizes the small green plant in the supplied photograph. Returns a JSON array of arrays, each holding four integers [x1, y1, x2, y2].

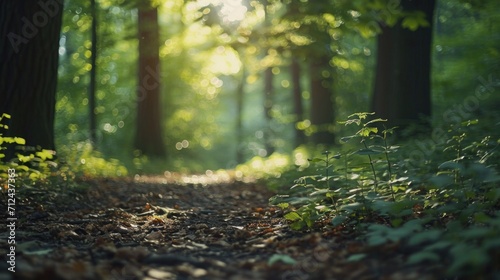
[[270, 113, 500, 277], [0, 113, 55, 182]]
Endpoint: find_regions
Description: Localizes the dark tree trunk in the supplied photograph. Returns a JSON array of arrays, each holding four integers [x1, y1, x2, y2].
[[372, 0, 436, 133], [263, 67, 275, 156], [291, 57, 305, 147], [135, 2, 165, 157], [0, 0, 64, 160], [310, 57, 335, 145]]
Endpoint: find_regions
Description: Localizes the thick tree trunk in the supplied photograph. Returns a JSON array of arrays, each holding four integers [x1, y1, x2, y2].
[[372, 0, 436, 133], [135, 3, 166, 157], [291, 57, 305, 147], [0, 0, 64, 160], [310, 57, 335, 145]]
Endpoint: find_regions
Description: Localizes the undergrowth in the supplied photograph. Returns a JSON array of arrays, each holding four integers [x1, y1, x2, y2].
[[1, 113, 128, 190], [270, 112, 500, 277], [0, 113, 56, 183]]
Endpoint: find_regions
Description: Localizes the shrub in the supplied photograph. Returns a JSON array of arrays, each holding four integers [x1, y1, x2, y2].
[[270, 113, 500, 277]]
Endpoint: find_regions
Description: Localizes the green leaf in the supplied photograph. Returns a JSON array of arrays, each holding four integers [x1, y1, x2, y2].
[[36, 149, 54, 160], [424, 240, 452, 251], [429, 174, 453, 188], [391, 218, 403, 227], [355, 148, 381, 156], [346, 253, 366, 262], [407, 251, 440, 265], [14, 137, 26, 145], [401, 11, 429, 31], [367, 235, 388, 246], [460, 227, 492, 240], [449, 244, 488, 274], [1, 136, 25, 144], [461, 119, 478, 126], [17, 165, 30, 172], [290, 220, 306, 230], [468, 163, 500, 182], [0, 113, 11, 119], [308, 158, 324, 163], [340, 135, 358, 143], [408, 230, 442, 246], [347, 112, 375, 119], [365, 118, 387, 125], [268, 254, 297, 266], [473, 212, 490, 223], [284, 212, 302, 221], [309, 189, 329, 196], [372, 200, 392, 214], [340, 202, 363, 212], [438, 161, 464, 172], [269, 195, 289, 205], [331, 215, 348, 226], [357, 127, 378, 137], [338, 119, 360, 126], [277, 203, 289, 210]]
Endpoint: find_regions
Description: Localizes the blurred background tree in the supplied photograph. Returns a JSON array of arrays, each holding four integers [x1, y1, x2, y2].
[[3, 0, 498, 174], [135, 0, 166, 157]]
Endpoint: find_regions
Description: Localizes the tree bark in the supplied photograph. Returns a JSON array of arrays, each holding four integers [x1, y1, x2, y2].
[[291, 57, 305, 147], [0, 0, 64, 160], [310, 57, 335, 145], [372, 0, 436, 133], [135, 2, 166, 157]]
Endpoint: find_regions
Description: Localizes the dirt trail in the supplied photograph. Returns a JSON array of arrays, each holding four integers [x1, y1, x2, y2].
[[1, 176, 437, 280]]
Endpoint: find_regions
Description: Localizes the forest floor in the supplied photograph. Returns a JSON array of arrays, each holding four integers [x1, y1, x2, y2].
[[1, 174, 444, 280]]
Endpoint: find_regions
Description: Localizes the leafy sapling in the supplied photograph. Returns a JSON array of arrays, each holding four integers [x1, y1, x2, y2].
[[307, 150, 340, 190]]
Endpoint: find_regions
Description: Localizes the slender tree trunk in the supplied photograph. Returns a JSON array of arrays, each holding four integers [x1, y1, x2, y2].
[[236, 68, 246, 164], [372, 0, 436, 133], [89, 0, 97, 145], [0, 0, 64, 160], [310, 57, 335, 145], [135, 2, 165, 157], [291, 57, 305, 147], [263, 67, 275, 156]]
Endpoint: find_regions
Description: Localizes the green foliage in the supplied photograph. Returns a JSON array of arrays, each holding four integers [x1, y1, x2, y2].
[[58, 142, 128, 178], [0, 113, 55, 182], [401, 11, 430, 31], [1, 112, 127, 185], [270, 113, 500, 277], [237, 153, 292, 180], [48, 0, 499, 174]]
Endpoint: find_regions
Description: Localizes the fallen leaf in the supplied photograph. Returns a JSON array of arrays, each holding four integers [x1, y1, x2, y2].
[[145, 231, 163, 241]]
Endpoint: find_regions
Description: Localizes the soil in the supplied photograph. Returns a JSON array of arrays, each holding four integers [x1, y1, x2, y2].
[[1, 174, 441, 280]]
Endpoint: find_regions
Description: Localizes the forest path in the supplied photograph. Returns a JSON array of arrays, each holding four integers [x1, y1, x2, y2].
[[1, 176, 434, 280]]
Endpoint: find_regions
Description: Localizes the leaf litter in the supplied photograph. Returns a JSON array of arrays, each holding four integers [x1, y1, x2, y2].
[[0, 175, 441, 279]]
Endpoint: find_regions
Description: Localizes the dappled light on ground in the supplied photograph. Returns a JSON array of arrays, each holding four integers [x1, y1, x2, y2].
[[132, 170, 250, 186]]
